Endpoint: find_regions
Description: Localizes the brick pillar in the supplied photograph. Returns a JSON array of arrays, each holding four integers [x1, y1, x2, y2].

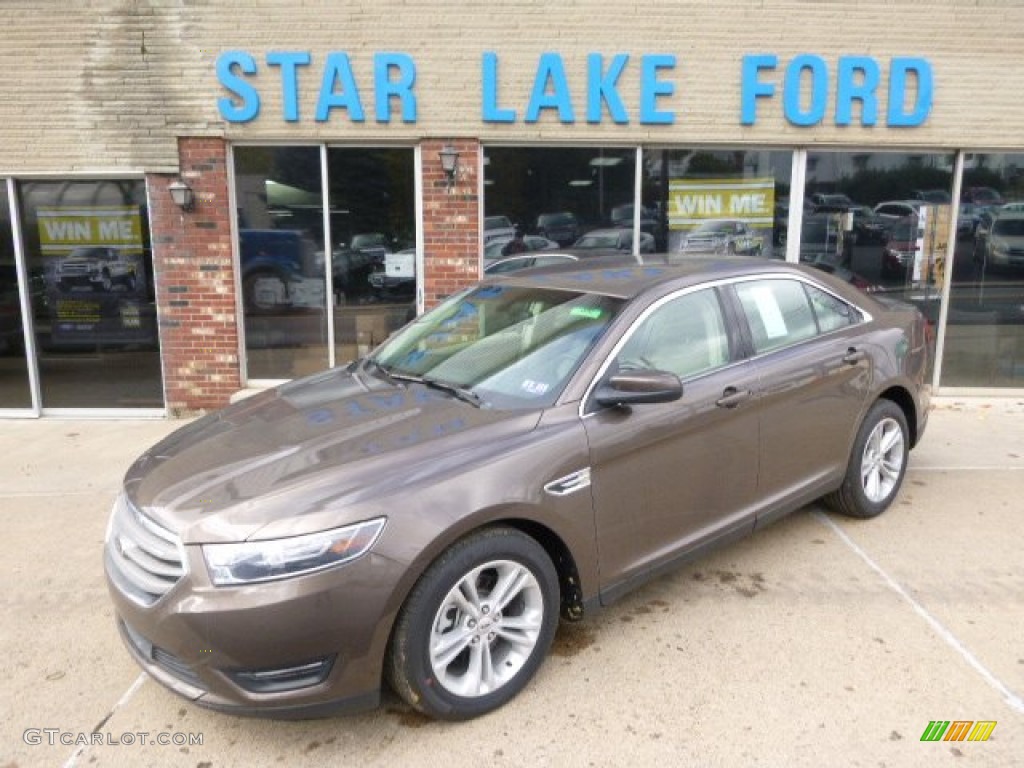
[[149, 137, 240, 416], [422, 139, 481, 308]]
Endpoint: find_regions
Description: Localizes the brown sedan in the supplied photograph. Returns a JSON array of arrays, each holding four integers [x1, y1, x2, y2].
[[104, 256, 930, 720]]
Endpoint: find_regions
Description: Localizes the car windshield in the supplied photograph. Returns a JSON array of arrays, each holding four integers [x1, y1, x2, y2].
[[691, 221, 733, 233], [371, 284, 624, 409], [574, 233, 620, 248], [993, 219, 1024, 236], [539, 213, 574, 227], [485, 216, 511, 230]]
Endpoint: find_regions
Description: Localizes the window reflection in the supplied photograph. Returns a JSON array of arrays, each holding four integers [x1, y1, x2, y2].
[[234, 146, 328, 379], [944, 153, 1024, 387], [16, 179, 161, 409], [326, 147, 416, 365], [483, 147, 636, 260], [643, 149, 792, 258]]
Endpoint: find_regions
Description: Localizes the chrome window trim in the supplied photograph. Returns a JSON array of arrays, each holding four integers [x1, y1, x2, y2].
[[577, 272, 874, 419]]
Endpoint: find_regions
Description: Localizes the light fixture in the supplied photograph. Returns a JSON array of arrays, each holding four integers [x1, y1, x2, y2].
[[168, 179, 195, 212], [438, 144, 460, 189], [589, 157, 623, 167]]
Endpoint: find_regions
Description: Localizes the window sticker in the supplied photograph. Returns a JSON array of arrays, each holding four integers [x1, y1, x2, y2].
[[748, 285, 788, 339], [570, 306, 604, 320]]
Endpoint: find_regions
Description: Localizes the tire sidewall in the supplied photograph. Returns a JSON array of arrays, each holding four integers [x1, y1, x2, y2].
[[845, 400, 910, 517], [392, 528, 559, 720]]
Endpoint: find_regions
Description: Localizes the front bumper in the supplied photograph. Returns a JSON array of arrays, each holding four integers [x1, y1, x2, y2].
[[105, 544, 407, 717]]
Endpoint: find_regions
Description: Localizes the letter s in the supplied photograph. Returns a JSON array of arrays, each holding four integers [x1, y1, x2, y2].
[[217, 51, 260, 122]]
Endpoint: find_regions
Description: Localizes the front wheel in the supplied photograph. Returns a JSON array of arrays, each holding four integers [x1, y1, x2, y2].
[[386, 527, 559, 720], [825, 399, 909, 518]]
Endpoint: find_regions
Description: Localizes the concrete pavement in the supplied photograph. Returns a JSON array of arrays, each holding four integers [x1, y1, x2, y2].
[[1, 398, 1022, 767]]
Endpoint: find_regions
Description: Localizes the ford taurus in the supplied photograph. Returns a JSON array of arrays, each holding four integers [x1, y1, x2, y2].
[[104, 256, 929, 720]]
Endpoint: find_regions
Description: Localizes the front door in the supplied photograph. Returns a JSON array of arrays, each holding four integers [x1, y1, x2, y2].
[[582, 287, 762, 600]]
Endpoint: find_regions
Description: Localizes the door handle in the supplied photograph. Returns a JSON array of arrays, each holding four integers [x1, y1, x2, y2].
[[842, 347, 867, 365], [716, 387, 751, 409]]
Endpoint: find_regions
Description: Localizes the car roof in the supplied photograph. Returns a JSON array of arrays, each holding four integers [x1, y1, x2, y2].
[[484, 254, 824, 300]]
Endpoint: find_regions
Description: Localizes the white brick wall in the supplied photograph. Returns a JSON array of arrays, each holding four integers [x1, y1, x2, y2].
[[2, 0, 1023, 173]]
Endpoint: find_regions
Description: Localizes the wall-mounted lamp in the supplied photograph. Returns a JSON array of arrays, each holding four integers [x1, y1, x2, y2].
[[438, 144, 460, 190], [168, 179, 195, 212]]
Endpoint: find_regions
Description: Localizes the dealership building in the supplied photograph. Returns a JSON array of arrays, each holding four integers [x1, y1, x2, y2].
[[2, 1, 1023, 417]]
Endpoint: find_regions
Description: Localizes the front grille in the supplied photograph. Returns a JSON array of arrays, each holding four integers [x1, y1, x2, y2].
[[105, 493, 185, 606]]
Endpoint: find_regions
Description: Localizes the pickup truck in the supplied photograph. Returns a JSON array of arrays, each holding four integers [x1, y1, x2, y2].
[[239, 229, 325, 312], [55, 247, 137, 293]]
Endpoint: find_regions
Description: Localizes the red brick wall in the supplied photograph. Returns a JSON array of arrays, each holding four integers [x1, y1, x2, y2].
[[421, 139, 481, 308], [149, 137, 240, 415]]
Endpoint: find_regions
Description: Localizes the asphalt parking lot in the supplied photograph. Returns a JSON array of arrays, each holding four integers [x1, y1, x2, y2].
[[2, 397, 1022, 768]]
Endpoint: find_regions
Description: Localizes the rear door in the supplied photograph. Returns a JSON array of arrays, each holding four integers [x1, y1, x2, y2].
[[727, 276, 873, 523]]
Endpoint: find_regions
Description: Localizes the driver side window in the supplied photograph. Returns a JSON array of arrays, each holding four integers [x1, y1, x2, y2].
[[616, 289, 730, 380]]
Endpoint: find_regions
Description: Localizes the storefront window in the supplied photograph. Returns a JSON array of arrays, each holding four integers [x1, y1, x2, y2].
[[643, 149, 791, 259], [16, 179, 162, 409], [483, 147, 638, 260], [804, 151, 954, 380], [326, 147, 416, 364], [804, 151, 954, 287], [234, 146, 328, 380], [0, 182, 32, 408], [943, 153, 1024, 387]]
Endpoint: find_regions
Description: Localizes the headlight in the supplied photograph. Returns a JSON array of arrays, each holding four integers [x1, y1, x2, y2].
[[202, 518, 386, 586]]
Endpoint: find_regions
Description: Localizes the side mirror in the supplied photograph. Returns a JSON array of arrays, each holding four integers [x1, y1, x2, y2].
[[594, 369, 683, 407]]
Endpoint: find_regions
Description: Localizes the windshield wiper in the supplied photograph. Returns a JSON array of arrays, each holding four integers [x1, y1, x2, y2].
[[421, 376, 486, 408], [362, 360, 485, 408], [385, 370, 485, 408]]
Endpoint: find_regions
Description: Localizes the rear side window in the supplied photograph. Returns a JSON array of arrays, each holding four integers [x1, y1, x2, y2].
[[804, 283, 859, 333], [735, 279, 818, 354]]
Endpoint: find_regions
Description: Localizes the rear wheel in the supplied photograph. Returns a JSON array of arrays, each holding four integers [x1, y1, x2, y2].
[[386, 527, 559, 720], [825, 399, 909, 518]]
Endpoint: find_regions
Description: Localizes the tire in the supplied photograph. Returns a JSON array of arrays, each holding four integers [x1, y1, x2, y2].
[[386, 527, 559, 720], [825, 399, 909, 519], [243, 271, 282, 312]]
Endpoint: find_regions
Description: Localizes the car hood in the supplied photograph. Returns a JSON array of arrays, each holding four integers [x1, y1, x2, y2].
[[124, 367, 541, 544]]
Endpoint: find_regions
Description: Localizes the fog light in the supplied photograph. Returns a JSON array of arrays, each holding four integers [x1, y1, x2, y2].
[[228, 656, 336, 694]]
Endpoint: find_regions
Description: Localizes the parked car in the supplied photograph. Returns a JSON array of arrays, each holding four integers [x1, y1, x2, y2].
[[535, 212, 581, 246], [105, 256, 929, 721], [678, 219, 763, 256], [974, 211, 1024, 270], [483, 215, 516, 243], [483, 252, 578, 274], [55, 246, 137, 293], [963, 186, 1003, 206], [571, 227, 655, 254], [911, 189, 952, 204], [882, 218, 921, 278], [609, 203, 657, 234], [873, 200, 924, 221], [483, 234, 559, 261], [799, 213, 844, 266], [810, 192, 855, 209], [847, 206, 890, 245]]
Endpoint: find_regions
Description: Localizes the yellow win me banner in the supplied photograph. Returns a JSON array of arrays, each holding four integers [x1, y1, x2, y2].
[[37, 206, 144, 255], [668, 177, 775, 231]]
